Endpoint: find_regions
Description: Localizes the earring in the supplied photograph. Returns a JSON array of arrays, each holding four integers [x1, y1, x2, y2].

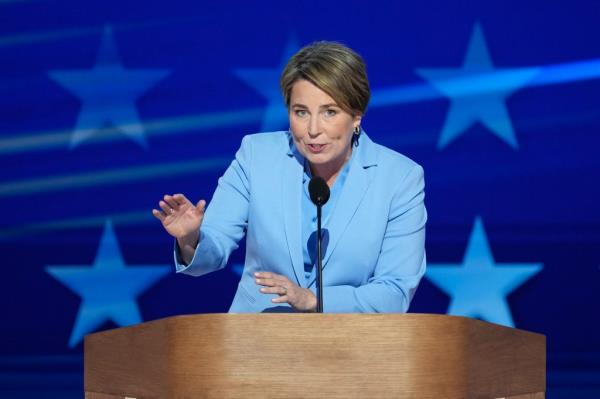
[[352, 125, 361, 147]]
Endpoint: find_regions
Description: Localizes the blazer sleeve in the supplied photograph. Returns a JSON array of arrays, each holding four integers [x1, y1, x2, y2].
[[174, 135, 252, 276], [315, 163, 427, 313]]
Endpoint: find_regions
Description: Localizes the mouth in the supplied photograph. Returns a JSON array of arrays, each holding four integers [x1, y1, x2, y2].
[[306, 143, 327, 153]]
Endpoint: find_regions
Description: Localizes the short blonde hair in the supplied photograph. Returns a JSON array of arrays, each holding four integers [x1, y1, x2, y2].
[[280, 41, 370, 117]]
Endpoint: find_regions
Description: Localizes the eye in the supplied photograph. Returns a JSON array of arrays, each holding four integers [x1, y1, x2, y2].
[[324, 108, 337, 117], [294, 109, 307, 118]]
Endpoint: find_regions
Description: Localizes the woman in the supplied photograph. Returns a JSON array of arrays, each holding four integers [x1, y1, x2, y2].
[[152, 41, 427, 313]]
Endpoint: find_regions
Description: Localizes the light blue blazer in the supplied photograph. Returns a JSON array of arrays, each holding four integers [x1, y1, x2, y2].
[[175, 131, 427, 313]]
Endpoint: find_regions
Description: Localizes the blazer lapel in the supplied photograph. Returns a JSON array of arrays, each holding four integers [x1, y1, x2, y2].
[[282, 137, 306, 287], [320, 133, 378, 270]]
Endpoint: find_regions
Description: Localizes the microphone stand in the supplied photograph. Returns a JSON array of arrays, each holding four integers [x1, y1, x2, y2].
[[316, 204, 323, 313], [309, 175, 329, 313]]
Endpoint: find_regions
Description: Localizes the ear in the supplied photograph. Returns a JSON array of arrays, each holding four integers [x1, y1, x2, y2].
[[353, 114, 363, 129]]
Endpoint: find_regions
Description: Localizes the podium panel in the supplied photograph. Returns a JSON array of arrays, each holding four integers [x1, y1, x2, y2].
[[85, 314, 545, 398]]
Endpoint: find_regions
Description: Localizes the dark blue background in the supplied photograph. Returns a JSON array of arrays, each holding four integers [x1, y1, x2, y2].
[[1, 0, 599, 396]]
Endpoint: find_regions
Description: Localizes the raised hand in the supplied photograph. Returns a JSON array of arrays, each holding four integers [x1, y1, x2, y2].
[[152, 194, 206, 255]]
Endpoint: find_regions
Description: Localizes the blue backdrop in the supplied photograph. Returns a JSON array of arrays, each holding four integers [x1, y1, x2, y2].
[[1, 0, 599, 397]]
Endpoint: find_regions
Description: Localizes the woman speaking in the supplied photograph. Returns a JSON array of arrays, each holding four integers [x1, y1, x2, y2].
[[152, 41, 427, 313]]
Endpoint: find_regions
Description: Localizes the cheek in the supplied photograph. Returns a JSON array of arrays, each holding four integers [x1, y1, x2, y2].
[[331, 123, 353, 142], [289, 125, 306, 145], [289, 116, 304, 134], [290, 124, 302, 139], [289, 119, 300, 130]]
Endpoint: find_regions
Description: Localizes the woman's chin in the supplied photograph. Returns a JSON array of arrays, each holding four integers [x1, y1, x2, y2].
[[304, 154, 330, 165]]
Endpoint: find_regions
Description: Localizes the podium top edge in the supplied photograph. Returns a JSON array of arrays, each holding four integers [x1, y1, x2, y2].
[[84, 313, 546, 341]]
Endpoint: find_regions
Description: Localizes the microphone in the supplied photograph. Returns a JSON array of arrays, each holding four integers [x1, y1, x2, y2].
[[309, 176, 330, 206], [308, 177, 330, 313]]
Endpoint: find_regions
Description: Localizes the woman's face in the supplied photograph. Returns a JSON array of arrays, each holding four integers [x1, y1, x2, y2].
[[289, 79, 361, 175]]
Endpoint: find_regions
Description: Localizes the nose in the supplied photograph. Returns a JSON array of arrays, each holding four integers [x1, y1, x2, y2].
[[308, 115, 321, 137]]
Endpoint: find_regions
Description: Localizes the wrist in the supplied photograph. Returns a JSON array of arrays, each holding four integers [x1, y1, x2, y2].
[[304, 289, 318, 312], [177, 231, 199, 250]]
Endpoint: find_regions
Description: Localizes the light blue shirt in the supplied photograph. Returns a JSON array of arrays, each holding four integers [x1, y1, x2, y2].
[[301, 150, 355, 282]]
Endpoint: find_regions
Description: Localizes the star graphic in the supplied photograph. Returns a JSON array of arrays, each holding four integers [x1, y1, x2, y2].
[[48, 25, 170, 149], [232, 36, 299, 131], [426, 217, 543, 327], [46, 220, 170, 347], [415, 23, 539, 150]]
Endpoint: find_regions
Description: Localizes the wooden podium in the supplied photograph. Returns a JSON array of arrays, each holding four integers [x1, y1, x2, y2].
[[84, 314, 545, 398]]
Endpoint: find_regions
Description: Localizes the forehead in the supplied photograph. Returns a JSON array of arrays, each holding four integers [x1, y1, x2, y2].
[[290, 79, 337, 106]]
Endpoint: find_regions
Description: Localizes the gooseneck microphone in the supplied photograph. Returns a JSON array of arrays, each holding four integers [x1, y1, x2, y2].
[[308, 176, 330, 313]]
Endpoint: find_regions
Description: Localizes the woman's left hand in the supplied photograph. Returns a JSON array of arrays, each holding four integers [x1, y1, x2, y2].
[[254, 272, 317, 312]]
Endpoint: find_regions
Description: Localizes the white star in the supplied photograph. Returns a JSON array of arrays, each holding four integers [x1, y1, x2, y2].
[[46, 220, 170, 347], [48, 25, 170, 149], [416, 23, 539, 149], [426, 217, 543, 327]]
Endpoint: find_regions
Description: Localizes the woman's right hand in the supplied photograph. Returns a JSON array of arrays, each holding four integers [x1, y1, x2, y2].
[[152, 194, 206, 248]]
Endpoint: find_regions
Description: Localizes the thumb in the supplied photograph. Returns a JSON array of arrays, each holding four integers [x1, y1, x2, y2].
[[196, 199, 206, 213]]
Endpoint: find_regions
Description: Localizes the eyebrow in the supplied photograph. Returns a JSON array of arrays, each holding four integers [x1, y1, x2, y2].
[[291, 103, 340, 109]]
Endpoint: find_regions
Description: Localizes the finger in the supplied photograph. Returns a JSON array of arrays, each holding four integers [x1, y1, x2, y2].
[[173, 193, 189, 206], [255, 272, 292, 289], [164, 195, 180, 211], [272, 295, 289, 303], [259, 286, 287, 295], [255, 271, 276, 279], [261, 275, 291, 288], [159, 201, 174, 215], [255, 277, 277, 287], [272, 275, 291, 285], [196, 199, 206, 212], [152, 209, 166, 222]]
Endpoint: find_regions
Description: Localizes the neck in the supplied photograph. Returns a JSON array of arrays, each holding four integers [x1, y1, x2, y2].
[[310, 148, 352, 187]]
